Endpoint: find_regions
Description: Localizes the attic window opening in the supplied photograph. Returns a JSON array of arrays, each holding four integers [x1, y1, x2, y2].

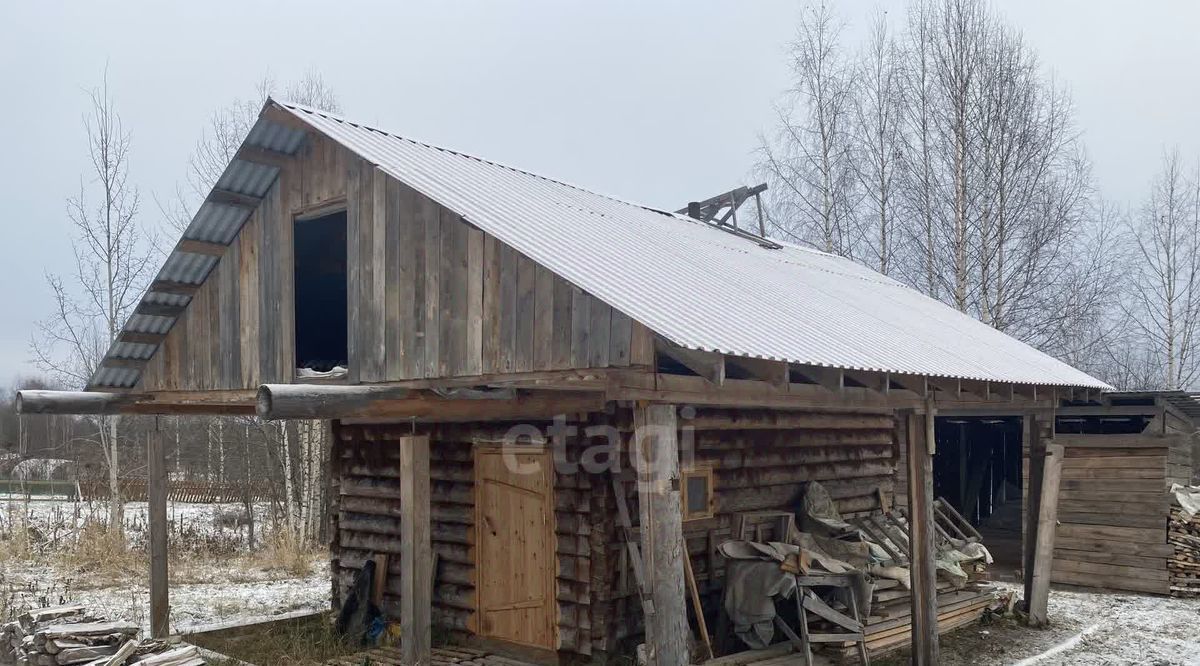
[[294, 210, 348, 374]]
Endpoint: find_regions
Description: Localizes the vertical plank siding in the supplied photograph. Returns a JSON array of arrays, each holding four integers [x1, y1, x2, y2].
[[139, 132, 640, 392]]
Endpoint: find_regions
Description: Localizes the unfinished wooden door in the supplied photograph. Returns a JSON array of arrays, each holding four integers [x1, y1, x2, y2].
[[474, 447, 556, 649]]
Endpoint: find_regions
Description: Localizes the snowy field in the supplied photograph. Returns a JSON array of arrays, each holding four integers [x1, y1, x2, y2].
[[0, 497, 330, 632], [931, 582, 1200, 666]]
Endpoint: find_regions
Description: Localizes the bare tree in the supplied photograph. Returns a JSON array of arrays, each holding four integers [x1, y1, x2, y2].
[[1125, 149, 1200, 389], [853, 10, 905, 274], [161, 71, 342, 232], [759, 2, 860, 256], [32, 72, 155, 529]]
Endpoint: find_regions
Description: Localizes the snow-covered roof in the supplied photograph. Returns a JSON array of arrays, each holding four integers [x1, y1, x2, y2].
[[89, 101, 1110, 391]]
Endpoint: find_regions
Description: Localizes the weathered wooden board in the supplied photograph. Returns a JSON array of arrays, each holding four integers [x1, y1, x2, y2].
[[138, 132, 644, 392]]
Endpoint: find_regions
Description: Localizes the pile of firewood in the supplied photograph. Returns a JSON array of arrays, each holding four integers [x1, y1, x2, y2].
[[1168, 508, 1200, 597], [0, 604, 204, 666]]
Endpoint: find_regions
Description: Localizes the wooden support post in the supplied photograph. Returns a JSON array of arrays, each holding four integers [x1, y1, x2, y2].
[[1028, 442, 1063, 626], [400, 435, 432, 666], [906, 404, 939, 665], [1023, 413, 1044, 609], [634, 404, 688, 666], [148, 418, 169, 639]]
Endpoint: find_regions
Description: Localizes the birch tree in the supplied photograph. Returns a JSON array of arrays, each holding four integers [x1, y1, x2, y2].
[[1126, 149, 1200, 389], [759, 2, 859, 256], [853, 10, 905, 274], [32, 73, 155, 530]]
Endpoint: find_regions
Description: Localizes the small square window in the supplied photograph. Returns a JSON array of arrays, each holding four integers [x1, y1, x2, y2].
[[682, 464, 714, 521]]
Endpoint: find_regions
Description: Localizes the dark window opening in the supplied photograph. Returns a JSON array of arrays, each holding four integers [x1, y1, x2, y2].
[[294, 211, 348, 372]]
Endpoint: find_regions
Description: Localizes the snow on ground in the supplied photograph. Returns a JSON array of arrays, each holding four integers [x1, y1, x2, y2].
[[933, 582, 1200, 665], [0, 497, 330, 632]]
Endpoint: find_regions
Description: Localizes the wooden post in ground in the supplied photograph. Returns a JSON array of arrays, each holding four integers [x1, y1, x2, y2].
[[399, 435, 432, 665], [906, 404, 939, 665], [1028, 441, 1063, 626], [148, 417, 169, 638], [634, 404, 688, 666], [1023, 413, 1045, 609]]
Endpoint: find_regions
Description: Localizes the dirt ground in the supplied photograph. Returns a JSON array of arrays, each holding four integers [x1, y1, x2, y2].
[[883, 582, 1200, 666]]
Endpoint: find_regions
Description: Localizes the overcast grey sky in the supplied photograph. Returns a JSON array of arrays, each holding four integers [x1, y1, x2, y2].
[[1, 0, 1198, 388]]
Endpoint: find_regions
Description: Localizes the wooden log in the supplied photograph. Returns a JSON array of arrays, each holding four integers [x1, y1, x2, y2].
[[400, 435, 432, 665], [15, 390, 131, 415], [148, 420, 170, 639], [1028, 442, 1063, 627], [905, 407, 938, 665], [635, 404, 688, 666]]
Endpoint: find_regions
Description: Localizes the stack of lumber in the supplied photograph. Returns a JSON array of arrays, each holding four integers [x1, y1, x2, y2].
[[830, 583, 994, 659], [1168, 507, 1200, 597], [323, 645, 538, 665], [0, 604, 204, 666], [1046, 437, 1172, 595]]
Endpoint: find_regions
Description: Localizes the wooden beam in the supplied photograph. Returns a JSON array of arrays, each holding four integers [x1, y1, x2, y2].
[[798, 365, 843, 392], [176, 238, 228, 257], [399, 435, 432, 665], [258, 385, 603, 422], [654, 338, 725, 385], [844, 369, 889, 394], [959, 379, 989, 400], [906, 404, 939, 665], [117, 331, 166, 345], [234, 144, 293, 169], [257, 384, 413, 419], [1023, 413, 1044, 612], [16, 390, 131, 415], [148, 280, 200, 296], [724, 355, 788, 388], [134, 302, 186, 317], [1028, 442, 1063, 627], [100, 358, 144, 369], [207, 189, 261, 209], [928, 377, 960, 398], [887, 373, 925, 395], [148, 418, 169, 638], [635, 404, 689, 666]]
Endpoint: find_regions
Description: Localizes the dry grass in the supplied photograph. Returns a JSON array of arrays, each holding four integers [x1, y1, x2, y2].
[[56, 518, 143, 579], [255, 527, 319, 577], [190, 612, 351, 666]]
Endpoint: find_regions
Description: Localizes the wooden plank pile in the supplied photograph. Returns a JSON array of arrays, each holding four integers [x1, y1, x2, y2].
[[0, 605, 204, 666], [323, 645, 536, 665], [1168, 507, 1200, 597]]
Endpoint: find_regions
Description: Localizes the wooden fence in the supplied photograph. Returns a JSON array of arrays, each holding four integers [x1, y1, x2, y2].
[[79, 479, 272, 504]]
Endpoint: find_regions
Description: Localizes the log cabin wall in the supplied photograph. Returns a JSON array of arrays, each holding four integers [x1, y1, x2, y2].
[[594, 406, 899, 653], [329, 415, 614, 659], [138, 132, 651, 392]]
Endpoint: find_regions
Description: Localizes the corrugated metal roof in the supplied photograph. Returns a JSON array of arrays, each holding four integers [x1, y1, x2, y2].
[[86, 106, 306, 389], [276, 102, 1108, 390], [87, 100, 1110, 391]]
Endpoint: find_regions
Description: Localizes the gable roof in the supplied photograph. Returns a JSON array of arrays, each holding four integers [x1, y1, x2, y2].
[[89, 100, 1110, 391]]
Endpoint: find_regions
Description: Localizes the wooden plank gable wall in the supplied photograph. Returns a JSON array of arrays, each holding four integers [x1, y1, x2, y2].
[[139, 134, 648, 392]]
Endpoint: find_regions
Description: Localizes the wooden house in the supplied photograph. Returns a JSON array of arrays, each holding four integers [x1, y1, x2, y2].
[[18, 101, 1111, 665]]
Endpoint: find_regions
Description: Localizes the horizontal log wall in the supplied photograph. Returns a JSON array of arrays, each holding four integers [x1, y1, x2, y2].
[[139, 134, 651, 392], [330, 417, 611, 658], [596, 407, 899, 653]]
